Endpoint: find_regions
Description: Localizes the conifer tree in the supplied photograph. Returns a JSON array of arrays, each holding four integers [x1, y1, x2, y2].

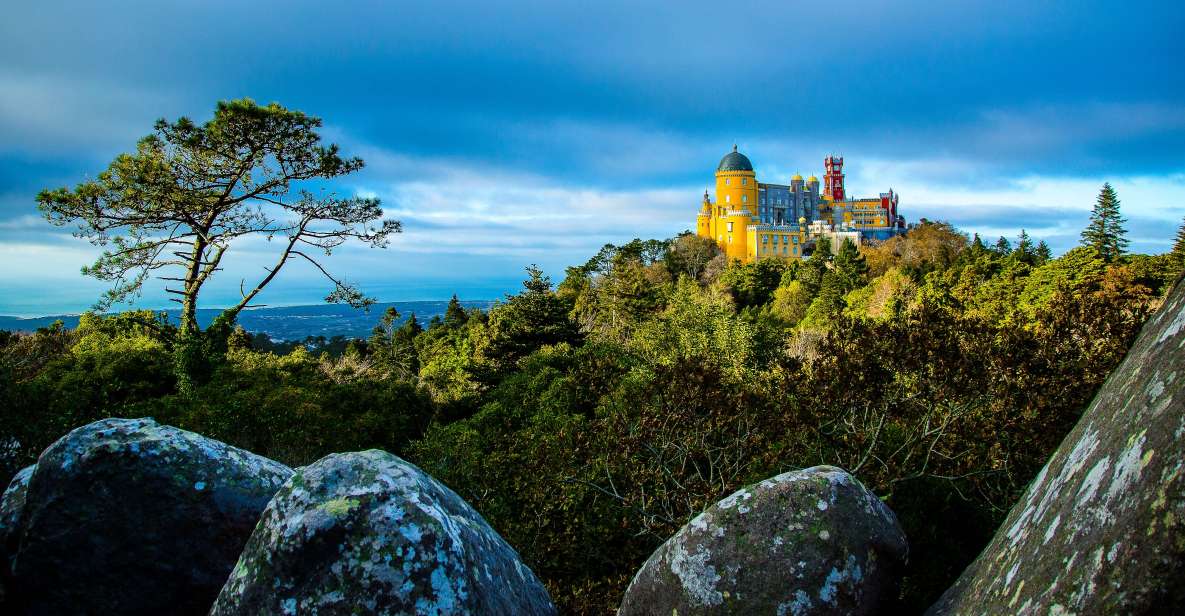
[[995, 236, 1012, 254], [443, 294, 469, 328], [1012, 229, 1035, 264], [832, 238, 869, 293], [1080, 182, 1129, 261], [813, 235, 833, 261], [1035, 240, 1052, 264], [1171, 216, 1185, 270], [813, 272, 847, 318], [1015, 229, 1033, 255]]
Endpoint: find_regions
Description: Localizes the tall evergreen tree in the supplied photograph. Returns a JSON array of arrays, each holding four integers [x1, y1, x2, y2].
[[479, 265, 581, 381], [1035, 240, 1052, 264], [1012, 229, 1035, 264], [995, 236, 1012, 254], [813, 235, 834, 262], [1015, 229, 1033, 254], [443, 294, 469, 328], [813, 272, 847, 318], [1080, 182, 1129, 262], [832, 238, 869, 293], [1171, 216, 1185, 270]]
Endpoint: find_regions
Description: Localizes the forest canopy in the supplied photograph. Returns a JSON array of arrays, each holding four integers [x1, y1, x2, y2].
[[2, 215, 1181, 613]]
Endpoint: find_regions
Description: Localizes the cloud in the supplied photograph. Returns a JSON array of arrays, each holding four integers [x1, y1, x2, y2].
[[0, 70, 179, 158], [1, 1, 1183, 313]]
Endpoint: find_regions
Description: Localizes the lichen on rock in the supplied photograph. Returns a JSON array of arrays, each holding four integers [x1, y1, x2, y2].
[[0, 464, 34, 605], [0, 464, 33, 550], [927, 280, 1185, 614], [7, 417, 293, 615], [210, 449, 557, 616], [618, 465, 908, 615]]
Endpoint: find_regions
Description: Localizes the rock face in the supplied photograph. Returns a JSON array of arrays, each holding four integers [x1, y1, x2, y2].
[[0, 465, 34, 603], [0, 465, 33, 554], [210, 449, 556, 615], [618, 465, 908, 615], [928, 281, 1185, 614], [8, 417, 293, 615]]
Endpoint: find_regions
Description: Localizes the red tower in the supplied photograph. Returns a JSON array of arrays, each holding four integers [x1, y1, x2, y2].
[[823, 156, 845, 200]]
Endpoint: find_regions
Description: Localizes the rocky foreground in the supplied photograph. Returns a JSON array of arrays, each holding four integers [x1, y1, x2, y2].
[[1, 280, 1183, 614]]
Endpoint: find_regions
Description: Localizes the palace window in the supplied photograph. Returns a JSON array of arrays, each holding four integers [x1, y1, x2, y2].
[[727, 222, 733, 232], [742, 178, 748, 186], [725, 178, 730, 186], [742, 195, 747, 203], [725, 195, 730, 203]]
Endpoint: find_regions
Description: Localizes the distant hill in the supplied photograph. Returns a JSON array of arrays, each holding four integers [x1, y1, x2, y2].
[[0, 300, 495, 342]]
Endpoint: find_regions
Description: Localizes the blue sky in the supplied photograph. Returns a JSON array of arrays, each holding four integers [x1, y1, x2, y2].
[[1, 0, 1183, 315]]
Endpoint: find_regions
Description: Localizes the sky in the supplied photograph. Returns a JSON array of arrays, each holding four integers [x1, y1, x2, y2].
[[1, 0, 1183, 315]]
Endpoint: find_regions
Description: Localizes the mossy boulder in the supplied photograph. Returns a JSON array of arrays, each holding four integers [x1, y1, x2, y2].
[[618, 465, 908, 615], [0, 465, 34, 604], [0, 465, 33, 553], [928, 280, 1185, 613], [8, 417, 293, 615], [210, 449, 556, 615]]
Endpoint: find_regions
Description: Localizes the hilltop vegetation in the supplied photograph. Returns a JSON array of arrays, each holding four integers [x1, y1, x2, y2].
[[1, 219, 1180, 613]]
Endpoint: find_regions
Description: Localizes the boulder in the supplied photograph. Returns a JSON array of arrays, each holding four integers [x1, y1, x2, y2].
[[927, 280, 1185, 614], [0, 465, 34, 603], [9, 417, 293, 615], [210, 449, 556, 615], [618, 465, 908, 615], [1, 465, 33, 553]]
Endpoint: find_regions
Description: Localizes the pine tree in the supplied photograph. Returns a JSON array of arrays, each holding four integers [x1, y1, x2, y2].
[[1035, 240, 1052, 264], [995, 236, 1012, 254], [1016, 229, 1033, 254], [444, 294, 469, 328], [1012, 229, 1035, 264], [1080, 182, 1129, 262], [1171, 217, 1185, 269], [813, 235, 833, 261], [832, 238, 869, 293], [814, 272, 847, 318]]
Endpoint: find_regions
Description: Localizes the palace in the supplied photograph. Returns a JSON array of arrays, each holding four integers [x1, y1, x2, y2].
[[695, 146, 905, 262]]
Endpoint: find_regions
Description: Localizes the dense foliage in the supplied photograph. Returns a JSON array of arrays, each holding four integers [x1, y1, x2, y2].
[[2, 215, 1180, 613]]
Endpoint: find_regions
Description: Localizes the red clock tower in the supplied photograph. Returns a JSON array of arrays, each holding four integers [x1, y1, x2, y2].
[[824, 155, 845, 200]]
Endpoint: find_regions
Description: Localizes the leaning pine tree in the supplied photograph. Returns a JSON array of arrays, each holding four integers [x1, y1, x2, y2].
[[37, 99, 400, 390], [1080, 182, 1129, 262]]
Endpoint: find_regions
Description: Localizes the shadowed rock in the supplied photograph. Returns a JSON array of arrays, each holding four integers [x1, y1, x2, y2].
[[928, 281, 1185, 614], [0, 465, 34, 604], [618, 465, 908, 615], [8, 417, 293, 615], [1, 465, 33, 553], [210, 449, 556, 616]]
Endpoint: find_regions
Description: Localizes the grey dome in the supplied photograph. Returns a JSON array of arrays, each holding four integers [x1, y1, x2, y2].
[[717, 145, 753, 172]]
